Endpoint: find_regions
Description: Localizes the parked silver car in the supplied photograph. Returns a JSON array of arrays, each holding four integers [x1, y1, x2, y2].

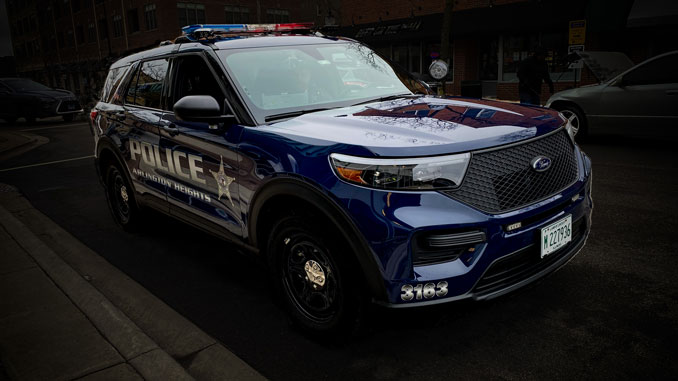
[[546, 50, 678, 140]]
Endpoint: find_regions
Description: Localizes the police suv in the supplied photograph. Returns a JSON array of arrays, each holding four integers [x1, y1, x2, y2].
[[91, 23, 592, 337]]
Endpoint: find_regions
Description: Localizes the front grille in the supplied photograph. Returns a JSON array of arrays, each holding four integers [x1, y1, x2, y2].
[[442, 130, 578, 213], [58, 100, 81, 112], [473, 217, 586, 296]]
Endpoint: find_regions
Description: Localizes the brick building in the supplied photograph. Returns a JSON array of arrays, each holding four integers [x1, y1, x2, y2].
[[339, 0, 678, 103], [7, 0, 677, 107], [7, 0, 339, 107]]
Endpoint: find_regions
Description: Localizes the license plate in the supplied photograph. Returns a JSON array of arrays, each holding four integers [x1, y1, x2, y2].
[[540, 215, 572, 258]]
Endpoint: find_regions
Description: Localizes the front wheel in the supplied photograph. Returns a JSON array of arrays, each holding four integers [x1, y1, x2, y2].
[[556, 105, 588, 141], [268, 215, 364, 338]]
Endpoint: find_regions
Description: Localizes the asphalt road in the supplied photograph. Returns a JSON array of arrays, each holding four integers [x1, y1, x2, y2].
[[1, 119, 677, 380]]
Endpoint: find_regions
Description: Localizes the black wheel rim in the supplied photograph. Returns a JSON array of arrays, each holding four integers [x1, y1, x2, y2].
[[281, 235, 341, 324], [109, 169, 130, 224]]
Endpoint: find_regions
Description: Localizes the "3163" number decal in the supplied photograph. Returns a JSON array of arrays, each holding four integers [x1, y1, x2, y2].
[[401, 281, 448, 301]]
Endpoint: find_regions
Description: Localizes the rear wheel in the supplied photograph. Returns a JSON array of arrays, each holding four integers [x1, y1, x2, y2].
[[267, 215, 364, 338], [104, 163, 141, 231]]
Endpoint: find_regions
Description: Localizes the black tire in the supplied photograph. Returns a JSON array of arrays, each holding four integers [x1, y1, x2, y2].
[[104, 163, 141, 231], [267, 214, 365, 338], [554, 104, 588, 141], [63, 114, 75, 122]]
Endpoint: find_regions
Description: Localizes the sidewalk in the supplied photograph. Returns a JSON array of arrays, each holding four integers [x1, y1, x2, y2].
[[0, 184, 266, 381]]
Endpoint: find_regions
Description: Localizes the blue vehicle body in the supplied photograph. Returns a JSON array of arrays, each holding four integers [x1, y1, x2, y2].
[[92, 32, 592, 329]]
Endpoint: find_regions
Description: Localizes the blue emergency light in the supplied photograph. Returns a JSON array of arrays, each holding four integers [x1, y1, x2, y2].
[[180, 23, 314, 41]]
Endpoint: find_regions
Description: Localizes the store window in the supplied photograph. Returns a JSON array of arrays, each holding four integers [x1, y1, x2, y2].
[[369, 41, 452, 81], [501, 32, 576, 82]]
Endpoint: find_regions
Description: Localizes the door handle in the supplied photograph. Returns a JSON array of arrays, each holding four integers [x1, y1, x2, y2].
[[162, 124, 179, 137], [666, 90, 678, 96]]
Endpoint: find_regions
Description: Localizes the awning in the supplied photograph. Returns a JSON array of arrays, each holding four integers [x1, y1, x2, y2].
[[338, 0, 588, 43], [627, 0, 678, 27]]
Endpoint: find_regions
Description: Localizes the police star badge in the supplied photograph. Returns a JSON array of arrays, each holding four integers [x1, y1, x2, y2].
[[210, 155, 235, 206]]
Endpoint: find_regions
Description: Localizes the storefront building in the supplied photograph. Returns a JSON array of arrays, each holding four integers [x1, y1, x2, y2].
[[339, 0, 678, 103]]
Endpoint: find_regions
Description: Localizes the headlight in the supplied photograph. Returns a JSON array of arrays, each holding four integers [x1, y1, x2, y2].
[[330, 152, 471, 190]]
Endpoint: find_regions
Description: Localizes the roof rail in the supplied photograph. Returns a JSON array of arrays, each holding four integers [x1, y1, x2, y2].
[[180, 23, 315, 41]]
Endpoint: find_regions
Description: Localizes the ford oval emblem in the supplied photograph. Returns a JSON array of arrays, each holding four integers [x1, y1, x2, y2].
[[530, 156, 552, 172]]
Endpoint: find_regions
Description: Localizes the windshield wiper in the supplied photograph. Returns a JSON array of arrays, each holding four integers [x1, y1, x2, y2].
[[353, 93, 422, 106], [265, 107, 336, 122]]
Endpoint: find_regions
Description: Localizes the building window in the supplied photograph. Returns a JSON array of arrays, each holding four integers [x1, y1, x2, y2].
[[224, 5, 249, 23], [127, 8, 139, 33], [501, 32, 575, 82], [76, 24, 84, 45], [266, 9, 289, 23], [88, 23, 96, 42], [98, 18, 108, 40], [144, 4, 157, 30], [71, 0, 80, 12], [177, 2, 205, 27], [54, 1, 62, 18], [66, 29, 74, 46], [113, 14, 123, 37]]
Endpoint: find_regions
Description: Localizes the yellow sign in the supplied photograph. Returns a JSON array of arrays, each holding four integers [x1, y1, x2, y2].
[[569, 20, 586, 45]]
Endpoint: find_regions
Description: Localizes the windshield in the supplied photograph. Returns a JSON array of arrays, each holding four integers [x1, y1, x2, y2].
[[218, 41, 426, 124], [3, 78, 53, 92]]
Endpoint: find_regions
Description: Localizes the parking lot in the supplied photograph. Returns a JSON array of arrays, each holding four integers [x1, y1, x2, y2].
[[1, 118, 677, 380]]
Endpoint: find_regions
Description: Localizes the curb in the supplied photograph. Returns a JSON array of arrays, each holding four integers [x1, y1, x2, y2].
[[0, 187, 266, 381]]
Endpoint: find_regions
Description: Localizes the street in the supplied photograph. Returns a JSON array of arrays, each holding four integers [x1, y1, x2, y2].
[[1, 118, 677, 380]]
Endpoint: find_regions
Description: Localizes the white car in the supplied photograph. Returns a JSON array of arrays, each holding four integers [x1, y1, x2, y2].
[[546, 50, 678, 140]]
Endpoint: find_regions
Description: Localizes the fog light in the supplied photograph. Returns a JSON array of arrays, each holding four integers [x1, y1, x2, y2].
[[506, 222, 522, 232]]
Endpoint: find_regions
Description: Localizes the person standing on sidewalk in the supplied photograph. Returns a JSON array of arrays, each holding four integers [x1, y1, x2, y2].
[[517, 47, 554, 105]]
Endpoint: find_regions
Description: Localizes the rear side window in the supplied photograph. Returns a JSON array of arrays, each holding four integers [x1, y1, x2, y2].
[[101, 66, 128, 103], [623, 53, 678, 86], [125, 59, 169, 109]]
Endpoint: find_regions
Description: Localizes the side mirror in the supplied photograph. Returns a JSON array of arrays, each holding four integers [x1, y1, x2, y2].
[[173, 95, 236, 124], [611, 76, 625, 87], [418, 80, 433, 95]]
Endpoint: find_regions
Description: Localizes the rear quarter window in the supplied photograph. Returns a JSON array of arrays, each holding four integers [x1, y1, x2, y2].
[[101, 66, 129, 103], [125, 59, 169, 109]]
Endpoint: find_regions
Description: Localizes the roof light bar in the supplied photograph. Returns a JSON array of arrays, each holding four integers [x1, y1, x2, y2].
[[181, 23, 314, 40]]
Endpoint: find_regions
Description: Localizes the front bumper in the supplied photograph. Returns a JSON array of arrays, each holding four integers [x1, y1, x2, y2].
[[336, 146, 593, 307]]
